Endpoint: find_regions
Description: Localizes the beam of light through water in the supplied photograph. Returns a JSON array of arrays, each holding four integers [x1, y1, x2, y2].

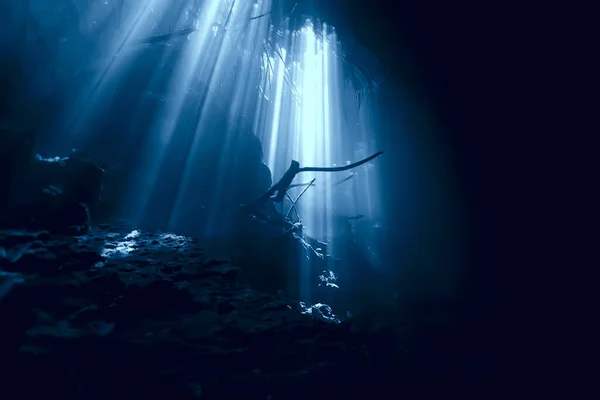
[[58, 1, 383, 299], [63, 0, 381, 233], [254, 20, 383, 299], [64, 0, 274, 230], [255, 20, 382, 240]]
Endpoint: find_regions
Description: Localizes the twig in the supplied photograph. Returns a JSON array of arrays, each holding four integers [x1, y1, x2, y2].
[[244, 160, 300, 208], [289, 182, 316, 189], [224, 0, 237, 29], [285, 192, 300, 221], [285, 178, 315, 219], [334, 173, 355, 186], [290, 1, 299, 15], [283, 222, 303, 236], [249, 11, 272, 20]]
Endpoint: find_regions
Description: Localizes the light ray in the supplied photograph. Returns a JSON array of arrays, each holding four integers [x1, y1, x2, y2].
[[55, 2, 381, 299]]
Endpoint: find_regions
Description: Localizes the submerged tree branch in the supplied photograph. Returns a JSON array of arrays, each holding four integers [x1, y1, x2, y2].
[[300, 151, 383, 172], [245, 160, 300, 208], [285, 192, 300, 221], [243, 151, 383, 210], [285, 177, 316, 219]]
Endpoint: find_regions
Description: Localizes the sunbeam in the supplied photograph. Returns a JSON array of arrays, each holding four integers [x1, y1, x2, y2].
[[63, 0, 381, 247], [255, 19, 381, 241], [1, 0, 478, 393]]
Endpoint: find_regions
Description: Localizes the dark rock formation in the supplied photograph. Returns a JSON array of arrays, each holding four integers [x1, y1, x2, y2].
[[0, 226, 394, 399], [1, 145, 103, 234], [0, 224, 479, 399]]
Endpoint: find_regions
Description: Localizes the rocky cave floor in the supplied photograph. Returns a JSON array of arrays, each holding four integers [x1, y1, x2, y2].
[[0, 223, 471, 399]]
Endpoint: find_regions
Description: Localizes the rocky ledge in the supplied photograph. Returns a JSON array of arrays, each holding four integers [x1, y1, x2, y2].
[[0, 225, 431, 399]]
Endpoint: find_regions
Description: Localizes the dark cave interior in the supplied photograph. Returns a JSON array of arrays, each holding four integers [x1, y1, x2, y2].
[[0, 0, 508, 398]]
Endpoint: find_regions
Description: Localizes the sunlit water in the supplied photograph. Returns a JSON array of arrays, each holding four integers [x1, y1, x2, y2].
[[64, 0, 381, 236]]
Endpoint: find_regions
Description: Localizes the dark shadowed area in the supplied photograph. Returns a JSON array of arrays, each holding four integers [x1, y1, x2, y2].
[[0, 0, 507, 398]]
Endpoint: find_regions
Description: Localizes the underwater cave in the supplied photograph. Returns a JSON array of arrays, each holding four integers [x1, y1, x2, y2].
[[0, 0, 497, 398]]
